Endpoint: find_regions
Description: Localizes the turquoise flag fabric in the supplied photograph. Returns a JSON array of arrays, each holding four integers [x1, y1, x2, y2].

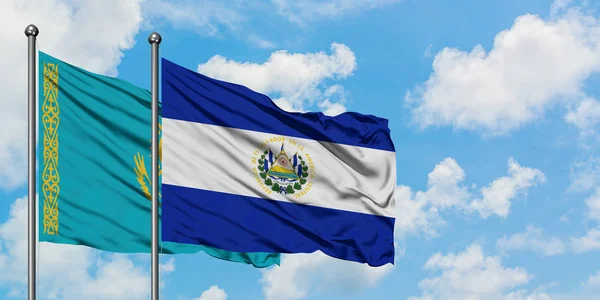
[[37, 51, 280, 267]]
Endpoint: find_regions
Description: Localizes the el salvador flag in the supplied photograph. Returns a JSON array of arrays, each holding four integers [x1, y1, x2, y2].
[[160, 58, 397, 267]]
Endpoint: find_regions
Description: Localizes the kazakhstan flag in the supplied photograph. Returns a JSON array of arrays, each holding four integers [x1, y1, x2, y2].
[[37, 51, 279, 267]]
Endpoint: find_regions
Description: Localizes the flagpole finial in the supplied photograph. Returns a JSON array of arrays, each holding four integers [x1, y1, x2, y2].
[[24, 24, 39, 37], [148, 32, 162, 44]]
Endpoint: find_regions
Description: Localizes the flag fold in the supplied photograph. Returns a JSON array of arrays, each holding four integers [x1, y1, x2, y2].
[[37, 52, 279, 268], [161, 58, 396, 267]]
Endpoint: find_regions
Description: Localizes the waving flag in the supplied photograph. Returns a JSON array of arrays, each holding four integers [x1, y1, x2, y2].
[[37, 52, 279, 268], [161, 58, 397, 266]]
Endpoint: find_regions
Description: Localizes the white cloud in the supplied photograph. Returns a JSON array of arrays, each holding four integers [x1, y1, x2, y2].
[[569, 156, 600, 192], [160, 257, 176, 273], [585, 188, 600, 222], [406, 5, 600, 135], [469, 158, 546, 219], [0, 196, 175, 299], [63, 255, 150, 300], [394, 185, 445, 238], [551, 0, 575, 17], [424, 44, 434, 58], [409, 244, 536, 300], [570, 188, 600, 253], [496, 225, 566, 256], [194, 285, 228, 300], [272, 0, 402, 25], [571, 228, 600, 253], [260, 251, 394, 300], [197, 42, 357, 112], [581, 270, 600, 290], [504, 289, 553, 300], [272, 98, 306, 113], [565, 97, 600, 137], [318, 99, 347, 116], [248, 35, 277, 49], [143, 0, 243, 37], [0, 0, 145, 189], [143, 1, 281, 49], [394, 158, 468, 238], [317, 85, 348, 116], [423, 157, 471, 209], [395, 157, 545, 238], [145, 0, 403, 34]]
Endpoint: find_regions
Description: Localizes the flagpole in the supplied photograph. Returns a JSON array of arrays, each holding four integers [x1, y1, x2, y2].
[[25, 24, 39, 300], [149, 32, 162, 300]]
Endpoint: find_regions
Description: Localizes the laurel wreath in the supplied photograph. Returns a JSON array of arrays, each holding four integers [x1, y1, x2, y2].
[[257, 149, 309, 194], [134, 124, 162, 205]]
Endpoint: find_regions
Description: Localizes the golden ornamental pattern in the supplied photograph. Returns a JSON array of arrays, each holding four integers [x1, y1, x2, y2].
[[42, 63, 60, 235]]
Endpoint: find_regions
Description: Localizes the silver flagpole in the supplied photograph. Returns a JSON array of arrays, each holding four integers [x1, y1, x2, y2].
[[148, 32, 162, 300], [25, 24, 39, 300]]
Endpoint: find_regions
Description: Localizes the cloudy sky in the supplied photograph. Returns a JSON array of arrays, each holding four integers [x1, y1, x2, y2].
[[1, 0, 600, 299]]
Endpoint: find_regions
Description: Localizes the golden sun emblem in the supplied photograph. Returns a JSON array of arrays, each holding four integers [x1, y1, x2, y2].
[[134, 124, 162, 205]]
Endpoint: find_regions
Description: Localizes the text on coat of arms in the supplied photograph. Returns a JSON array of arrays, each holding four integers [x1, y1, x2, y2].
[[252, 136, 315, 197]]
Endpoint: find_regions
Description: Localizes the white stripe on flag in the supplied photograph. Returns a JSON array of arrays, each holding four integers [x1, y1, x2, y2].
[[162, 118, 396, 217]]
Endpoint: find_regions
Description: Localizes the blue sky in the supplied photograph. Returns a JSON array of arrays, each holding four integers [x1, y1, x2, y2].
[[1, 0, 600, 299]]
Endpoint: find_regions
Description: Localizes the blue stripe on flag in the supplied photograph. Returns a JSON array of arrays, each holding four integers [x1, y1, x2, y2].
[[161, 58, 394, 152], [161, 184, 395, 267]]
